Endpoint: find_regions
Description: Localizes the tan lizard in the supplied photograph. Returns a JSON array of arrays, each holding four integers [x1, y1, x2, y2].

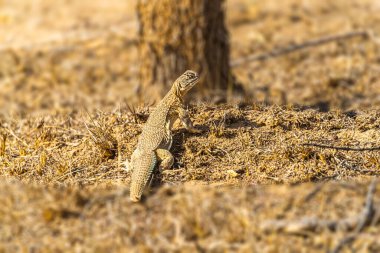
[[126, 70, 201, 202]]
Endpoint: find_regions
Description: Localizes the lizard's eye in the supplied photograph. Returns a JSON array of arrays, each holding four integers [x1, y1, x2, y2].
[[178, 70, 199, 90], [184, 70, 197, 78]]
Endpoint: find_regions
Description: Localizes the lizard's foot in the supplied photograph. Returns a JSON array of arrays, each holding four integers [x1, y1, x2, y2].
[[158, 159, 174, 173], [156, 149, 174, 173], [178, 107, 202, 134], [161, 168, 182, 175], [187, 127, 202, 134]]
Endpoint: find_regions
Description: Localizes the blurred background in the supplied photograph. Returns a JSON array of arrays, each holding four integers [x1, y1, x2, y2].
[[1, 0, 379, 117]]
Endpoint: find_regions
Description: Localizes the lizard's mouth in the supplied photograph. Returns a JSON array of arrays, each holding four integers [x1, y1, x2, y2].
[[189, 76, 200, 86], [181, 78, 199, 91]]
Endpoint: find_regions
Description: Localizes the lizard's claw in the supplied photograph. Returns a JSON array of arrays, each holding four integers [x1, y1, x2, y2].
[[189, 127, 202, 134]]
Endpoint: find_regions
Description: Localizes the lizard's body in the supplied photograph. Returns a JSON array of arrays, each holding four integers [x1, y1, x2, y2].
[[128, 70, 200, 202]]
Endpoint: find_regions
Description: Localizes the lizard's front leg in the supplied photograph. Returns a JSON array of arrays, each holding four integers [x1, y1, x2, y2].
[[156, 149, 174, 172], [178, 107, 202, 134]]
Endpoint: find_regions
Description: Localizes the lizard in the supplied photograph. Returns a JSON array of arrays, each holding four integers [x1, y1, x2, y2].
[[126, 70, 201, 202]]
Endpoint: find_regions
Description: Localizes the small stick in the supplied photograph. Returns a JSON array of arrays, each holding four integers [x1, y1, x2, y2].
[[356, 178, 377, 232], [260, 216, 357, 234], [301, 143, 380, 151], [4, 128, 29, 147], [302, 182, 326, 202], [230, 30, 369, 67], [330, 178, 377, 253], [260, 179, 378, 237]]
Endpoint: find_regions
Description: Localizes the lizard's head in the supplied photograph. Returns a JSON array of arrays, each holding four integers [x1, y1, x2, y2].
[[175, 70, 199, 94]]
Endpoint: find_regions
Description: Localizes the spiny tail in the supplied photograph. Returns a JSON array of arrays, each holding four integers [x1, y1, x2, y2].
[[130, 151, 157, 202]]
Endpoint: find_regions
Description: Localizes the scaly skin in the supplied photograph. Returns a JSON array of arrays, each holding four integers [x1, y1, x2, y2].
[[128, 70, 201, 202]]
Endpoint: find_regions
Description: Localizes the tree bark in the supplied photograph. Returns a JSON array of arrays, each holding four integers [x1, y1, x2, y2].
[[136, 0, 231, 101]]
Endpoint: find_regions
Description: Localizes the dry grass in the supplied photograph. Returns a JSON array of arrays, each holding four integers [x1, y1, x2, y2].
[[1, 104, 379, 186], [1, 104, 379, 251], [1, 178, 379, 252]]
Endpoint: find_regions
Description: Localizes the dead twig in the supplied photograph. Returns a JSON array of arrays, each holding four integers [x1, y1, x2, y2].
[[3, 128, 29, 147], [260, 179, 378, 238], [302, 182, 326, 202], [330, 178, 378, 253], [301, 143, 380, 151], [260, 216, 357, 234], [230, 30, 369, 67]]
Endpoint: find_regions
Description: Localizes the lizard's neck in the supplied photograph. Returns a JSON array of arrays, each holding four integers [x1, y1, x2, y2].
[[171, 82, 184, 103]]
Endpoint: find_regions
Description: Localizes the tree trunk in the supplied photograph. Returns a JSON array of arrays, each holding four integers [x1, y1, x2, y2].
[[136, 0, 231, 102]]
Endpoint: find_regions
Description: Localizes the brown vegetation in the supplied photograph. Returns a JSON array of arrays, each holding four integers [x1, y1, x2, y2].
[[1, 104, 380, 251], [1, 178, 379, 252], [1, 104, 379, 186]]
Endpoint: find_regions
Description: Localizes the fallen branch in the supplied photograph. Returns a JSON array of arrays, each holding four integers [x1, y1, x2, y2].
[[260, 179, 378, 237], [301, 143, 380, 151], [230, 30, 369, 67], [260, 216, 357, 234], [302, 182, 326, 202], [330, 178, 378, 253]]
